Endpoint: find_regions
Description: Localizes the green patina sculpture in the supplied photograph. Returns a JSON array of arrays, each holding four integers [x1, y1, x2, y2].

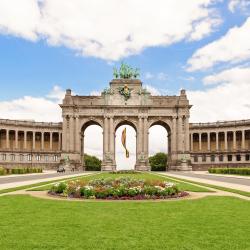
[[113, 62, 140, 79]]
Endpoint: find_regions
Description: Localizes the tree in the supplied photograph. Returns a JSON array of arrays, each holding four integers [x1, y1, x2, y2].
[[149, 153, 168, 171], [84, 154, 102, 171]]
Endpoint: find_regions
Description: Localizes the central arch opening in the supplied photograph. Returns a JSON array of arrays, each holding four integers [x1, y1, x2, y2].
[[115, 121, 136, 170], [149, 121, 170, 171]]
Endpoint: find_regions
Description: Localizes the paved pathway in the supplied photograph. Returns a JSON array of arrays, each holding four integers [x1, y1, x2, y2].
[[0, 171, 96, 190], [160, 171, 250, 192]]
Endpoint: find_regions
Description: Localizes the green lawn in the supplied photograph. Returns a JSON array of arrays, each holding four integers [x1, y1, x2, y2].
[[0, 195, 249, 250], [29, 172, 211, 192]]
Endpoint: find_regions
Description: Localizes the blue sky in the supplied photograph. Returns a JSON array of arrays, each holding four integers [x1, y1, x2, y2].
[[0, 0, 250, 123]]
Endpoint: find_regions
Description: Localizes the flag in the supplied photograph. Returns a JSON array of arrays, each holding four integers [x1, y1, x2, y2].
[[121, 127, 129, 158]]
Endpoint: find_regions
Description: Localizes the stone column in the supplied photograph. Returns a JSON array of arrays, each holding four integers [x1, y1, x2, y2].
[[190, 133, 193, 151], [41, 132, 44, 150], [62, 115, 68, 151], [143, 116, 148, 157], [216, 132, 219, 151], [224, 131, 228, 151], [138, 116, 143, 154], [69, 116, 74, 152], [109, 116, 114, 160], [24, 131, 27, 150], [75, 116, 80, 153], [198, 133, 202, 151], [242, 130, 245, 150], [6, 129, 9, 149], [15, 130, 18, 149], [103, 116, 109, 160], [184, 115, 190, 152], [50, 132, 53, 150], [58, 133, 61, 151], [178, 116, 183, 152], [233, 131, 236, 150], [207, 132, 210, 151], [33, 131, 36, 150], [172, 116, 177, 152]]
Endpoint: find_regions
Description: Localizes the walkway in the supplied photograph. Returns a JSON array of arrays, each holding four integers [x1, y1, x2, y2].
[[160, 171, 250, 192], [0, 171, 95, 190]]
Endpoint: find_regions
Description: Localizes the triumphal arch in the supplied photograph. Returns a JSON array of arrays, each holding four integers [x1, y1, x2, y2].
[[60, 64, 192, 171]]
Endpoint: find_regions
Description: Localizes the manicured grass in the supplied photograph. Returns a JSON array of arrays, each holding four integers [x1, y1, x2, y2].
[[162, 174, 250, 197], [30, 172, 211, 192], [0, 195, 249, 250], [0, 173, 101, 194]]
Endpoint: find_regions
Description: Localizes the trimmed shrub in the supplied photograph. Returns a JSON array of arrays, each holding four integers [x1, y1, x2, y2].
[[84, 154, 101, 171], [0, 167, 7, 175], [10, 167, 43, 175], [208, 168, 250, 176], [149, 152, 168, 171]]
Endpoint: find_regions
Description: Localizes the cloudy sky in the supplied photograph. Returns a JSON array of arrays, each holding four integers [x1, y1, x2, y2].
[[0, 0, 250, 168]]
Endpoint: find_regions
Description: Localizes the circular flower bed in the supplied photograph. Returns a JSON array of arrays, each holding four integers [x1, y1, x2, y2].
[[49, 177, 188, 200]]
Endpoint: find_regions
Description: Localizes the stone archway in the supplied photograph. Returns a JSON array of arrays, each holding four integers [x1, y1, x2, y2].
[[60, 78, 192, 171], [148, 120, 171, 169], [80, 120, 103, 169]]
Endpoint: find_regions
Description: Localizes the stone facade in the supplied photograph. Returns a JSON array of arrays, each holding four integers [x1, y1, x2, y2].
[[0, 119, 62, 169], [60, 79, 191, 171], [190, 120, 250, 170], [0, 78, 249, 171]]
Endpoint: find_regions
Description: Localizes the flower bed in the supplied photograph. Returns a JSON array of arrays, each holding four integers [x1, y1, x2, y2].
[[49, 177, 188, 200], [109, 170, 139, 174]]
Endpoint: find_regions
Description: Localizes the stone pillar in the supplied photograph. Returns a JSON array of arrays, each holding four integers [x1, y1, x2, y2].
[[184, 115, 189, 152], [6, 129, 9, 149], [216, 132, 219, 151], [172, 116, 177, 152], [143, 116, 148, 157], [178, 116, 183, 152], [138, 116, 143, 154], [190, 133, 193, 151], [233, 131, 236, 150], [198, 133, 202, 151], [103, 116, 109, 157], [33, 131, 36, 150], [109, 116, 115, 160], [41, 132, 44, 150], [50, 132, 53, 150], [58, 133, 61, 151], [69, 116, 74, 152], [207, 132, 210, 151], [224, 131, 228, 151], [242, 130, 245, 150], [24, 131, 27, 150], [62, 115, 68, 151], [75, 116, 80, 153], [15, 130, 18, 149]]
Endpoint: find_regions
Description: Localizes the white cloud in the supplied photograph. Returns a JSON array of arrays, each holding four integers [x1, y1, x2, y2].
[[0, 0, 221, 61], [186, 17, 250, 71], [203, 66, 250, 85], [89, 90, 101, 96], [144, 72, 154, 80], [0, 85, 64, 122], [188, 66, 250, 122], [144, 85, 161, 95], [228, 0, 250, 13], [157, 72, 168, 81]]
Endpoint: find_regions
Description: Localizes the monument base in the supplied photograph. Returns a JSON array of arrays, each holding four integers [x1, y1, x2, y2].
[[101, 164, 116, 171], [135, 164, 150, 171]]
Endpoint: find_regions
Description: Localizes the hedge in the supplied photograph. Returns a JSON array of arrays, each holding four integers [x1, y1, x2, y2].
[[208, 168, 250, 176], [0, 167, 43, 175]]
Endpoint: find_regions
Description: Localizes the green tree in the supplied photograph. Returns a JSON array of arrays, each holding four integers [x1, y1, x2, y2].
[[84, 154, 102, 171], [149, 152, 168, 171]]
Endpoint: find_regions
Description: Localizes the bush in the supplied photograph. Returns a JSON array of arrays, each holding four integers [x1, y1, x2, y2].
[[149, 153, 168, 171], [10, 167, 43, 175], [84, 154, 101, 171], [0, 167, 7, 175], [208, 168, 250, 176]]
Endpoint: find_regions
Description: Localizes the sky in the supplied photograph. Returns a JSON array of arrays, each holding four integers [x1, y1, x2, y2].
[[0, 0, 250, 168]]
